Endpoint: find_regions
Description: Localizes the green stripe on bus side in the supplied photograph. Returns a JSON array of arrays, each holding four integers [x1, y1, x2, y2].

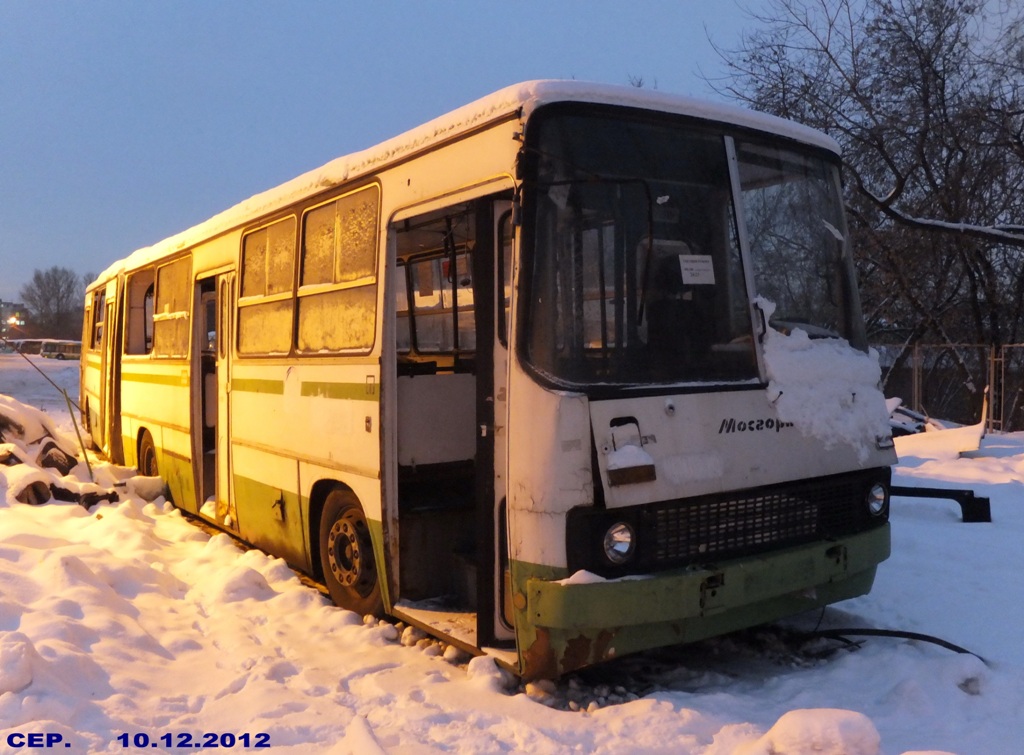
[[300, 381, 380, 401], [122, 371, 187, 387], [119, 374, 378, 400], [233, 378, 285, 395]]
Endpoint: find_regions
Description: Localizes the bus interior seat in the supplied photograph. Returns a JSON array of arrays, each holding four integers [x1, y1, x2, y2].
[[396, 369, 477, 518], [396, 371, 478, 603]]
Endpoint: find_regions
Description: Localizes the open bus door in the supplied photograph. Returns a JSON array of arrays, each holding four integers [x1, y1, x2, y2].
[[496, 203, 516, 637], [93, 280, 124, 463], [216, 273, 235, 529], [192, 272, 237, 531], [478, 199, 516, 646], [387, 190, 515, 659], [108, 288, 124, 463]]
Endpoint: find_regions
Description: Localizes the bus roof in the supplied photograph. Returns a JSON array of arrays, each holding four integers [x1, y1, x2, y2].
[[93, 80, 840, 288]]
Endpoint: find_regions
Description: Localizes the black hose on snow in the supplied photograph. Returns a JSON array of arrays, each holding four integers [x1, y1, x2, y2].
[[809, 628, 988, 666]]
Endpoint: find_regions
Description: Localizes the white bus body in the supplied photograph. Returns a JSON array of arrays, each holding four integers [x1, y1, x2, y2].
[[39, 340, 82, 359], [83, 81, 896, 678]]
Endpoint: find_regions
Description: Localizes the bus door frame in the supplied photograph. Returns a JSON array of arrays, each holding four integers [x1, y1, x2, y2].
[[103, 282, 124, 463], [216, 272, 236, 529], [479, 199, 515, 644], [383, 185, 516, 649], [191, 270, 237, 530]]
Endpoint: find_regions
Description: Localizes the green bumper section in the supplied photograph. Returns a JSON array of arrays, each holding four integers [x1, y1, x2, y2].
[[516, 524, 890, 678]]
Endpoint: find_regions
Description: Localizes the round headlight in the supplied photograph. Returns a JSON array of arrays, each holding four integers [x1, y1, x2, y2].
[[603, 522, 636, 564], [866, 483, 888, 516]]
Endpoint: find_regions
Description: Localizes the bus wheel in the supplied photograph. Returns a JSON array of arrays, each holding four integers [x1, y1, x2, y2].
[[138, 431, 158, 477], [319, 488, 383, 617]]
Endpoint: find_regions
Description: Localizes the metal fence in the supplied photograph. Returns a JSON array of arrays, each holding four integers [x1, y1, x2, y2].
[[875, 343, 1024, 432]]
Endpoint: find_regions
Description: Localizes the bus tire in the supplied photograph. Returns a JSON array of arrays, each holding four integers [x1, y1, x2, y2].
[[138, 430, 158, 477], [319, 488, 383, 617]]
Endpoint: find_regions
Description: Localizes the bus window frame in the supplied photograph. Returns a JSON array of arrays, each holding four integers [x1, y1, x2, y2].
[[295, 182, 381, 356], [151, 255, 193, 359], [237, 215, 298, 357]]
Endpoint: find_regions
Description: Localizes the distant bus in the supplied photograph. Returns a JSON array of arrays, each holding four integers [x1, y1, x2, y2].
[[40, 339, 81, 360], [9, 339, 42, 355], [83, 81, 895, 679]]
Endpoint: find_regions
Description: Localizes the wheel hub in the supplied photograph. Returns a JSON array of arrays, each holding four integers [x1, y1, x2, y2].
[[327, 515, 373, 593]]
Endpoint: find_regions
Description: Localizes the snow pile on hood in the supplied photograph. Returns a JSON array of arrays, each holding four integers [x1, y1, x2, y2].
[[759, 299, 891, 463]]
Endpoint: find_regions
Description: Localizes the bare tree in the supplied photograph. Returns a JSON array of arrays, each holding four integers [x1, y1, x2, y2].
[[19, 267, 86, 339], [711, 0, 1024, 348]]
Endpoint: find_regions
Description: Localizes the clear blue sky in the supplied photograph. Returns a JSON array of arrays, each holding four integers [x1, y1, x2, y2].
[[0, 0, 763, 303]]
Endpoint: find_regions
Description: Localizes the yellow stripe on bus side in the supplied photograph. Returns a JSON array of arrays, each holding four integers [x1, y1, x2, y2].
[[121, 371, 188, 387], [117, 373, 379, 400], [300, 381, 380, 401], [232, 378, 285, 395]]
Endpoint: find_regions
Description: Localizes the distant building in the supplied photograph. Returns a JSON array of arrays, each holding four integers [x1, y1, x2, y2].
[[0, 300, 30, 339]]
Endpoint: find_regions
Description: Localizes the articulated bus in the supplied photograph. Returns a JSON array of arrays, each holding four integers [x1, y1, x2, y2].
[[82, 81, 896, 679]]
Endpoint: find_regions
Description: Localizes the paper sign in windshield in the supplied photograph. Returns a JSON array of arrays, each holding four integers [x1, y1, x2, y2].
[[679, 254, 715, 285]]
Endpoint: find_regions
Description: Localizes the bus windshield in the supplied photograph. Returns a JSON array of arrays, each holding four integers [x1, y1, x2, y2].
[[734, 139, 863, 344], [521, 106, 864, 388]]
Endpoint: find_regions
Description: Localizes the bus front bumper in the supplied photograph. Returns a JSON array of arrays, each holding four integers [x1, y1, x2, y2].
[[518, 524, 890, 678]]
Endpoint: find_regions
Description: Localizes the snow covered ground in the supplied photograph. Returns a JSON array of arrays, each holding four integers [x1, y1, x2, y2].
[[1, 353, 1021, 754]]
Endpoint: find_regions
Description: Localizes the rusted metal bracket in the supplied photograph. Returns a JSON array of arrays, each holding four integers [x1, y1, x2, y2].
[[891, 486, 992, 523]]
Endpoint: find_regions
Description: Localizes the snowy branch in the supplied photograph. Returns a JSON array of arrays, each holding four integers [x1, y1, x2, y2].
[[857, 182, 1024, 248]]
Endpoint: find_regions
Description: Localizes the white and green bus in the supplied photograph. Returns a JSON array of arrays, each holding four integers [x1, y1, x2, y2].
[[40, 339, 82, 360], [83, 81, 895, 679]]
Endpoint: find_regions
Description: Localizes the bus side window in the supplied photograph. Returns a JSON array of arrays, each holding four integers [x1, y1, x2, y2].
[[91, 290, 105, 349], [125, 269, 156, 355], [237, 217, 296, 356], [497, 210, 513, 347], [405, 251, 476, 353], [203, 296, 216, 353], [153, 256, 192, 358], [81, 305, 92, 348], [144, 285, 154, 352], [396, 205, 476, 358], [396, 260, 411, 352], [297, 185, 380, 353]]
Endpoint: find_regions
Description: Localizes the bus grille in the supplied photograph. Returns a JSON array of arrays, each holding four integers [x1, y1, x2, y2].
[[565, 468, 888, 577], [648, 478, 866, 565]]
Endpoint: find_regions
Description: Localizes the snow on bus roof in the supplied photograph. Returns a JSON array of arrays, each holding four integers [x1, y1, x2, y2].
[[94, 80, 839, 285]]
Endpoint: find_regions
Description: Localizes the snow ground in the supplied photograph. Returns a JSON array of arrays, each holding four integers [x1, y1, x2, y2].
[[1, 353, 1021, 754]]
